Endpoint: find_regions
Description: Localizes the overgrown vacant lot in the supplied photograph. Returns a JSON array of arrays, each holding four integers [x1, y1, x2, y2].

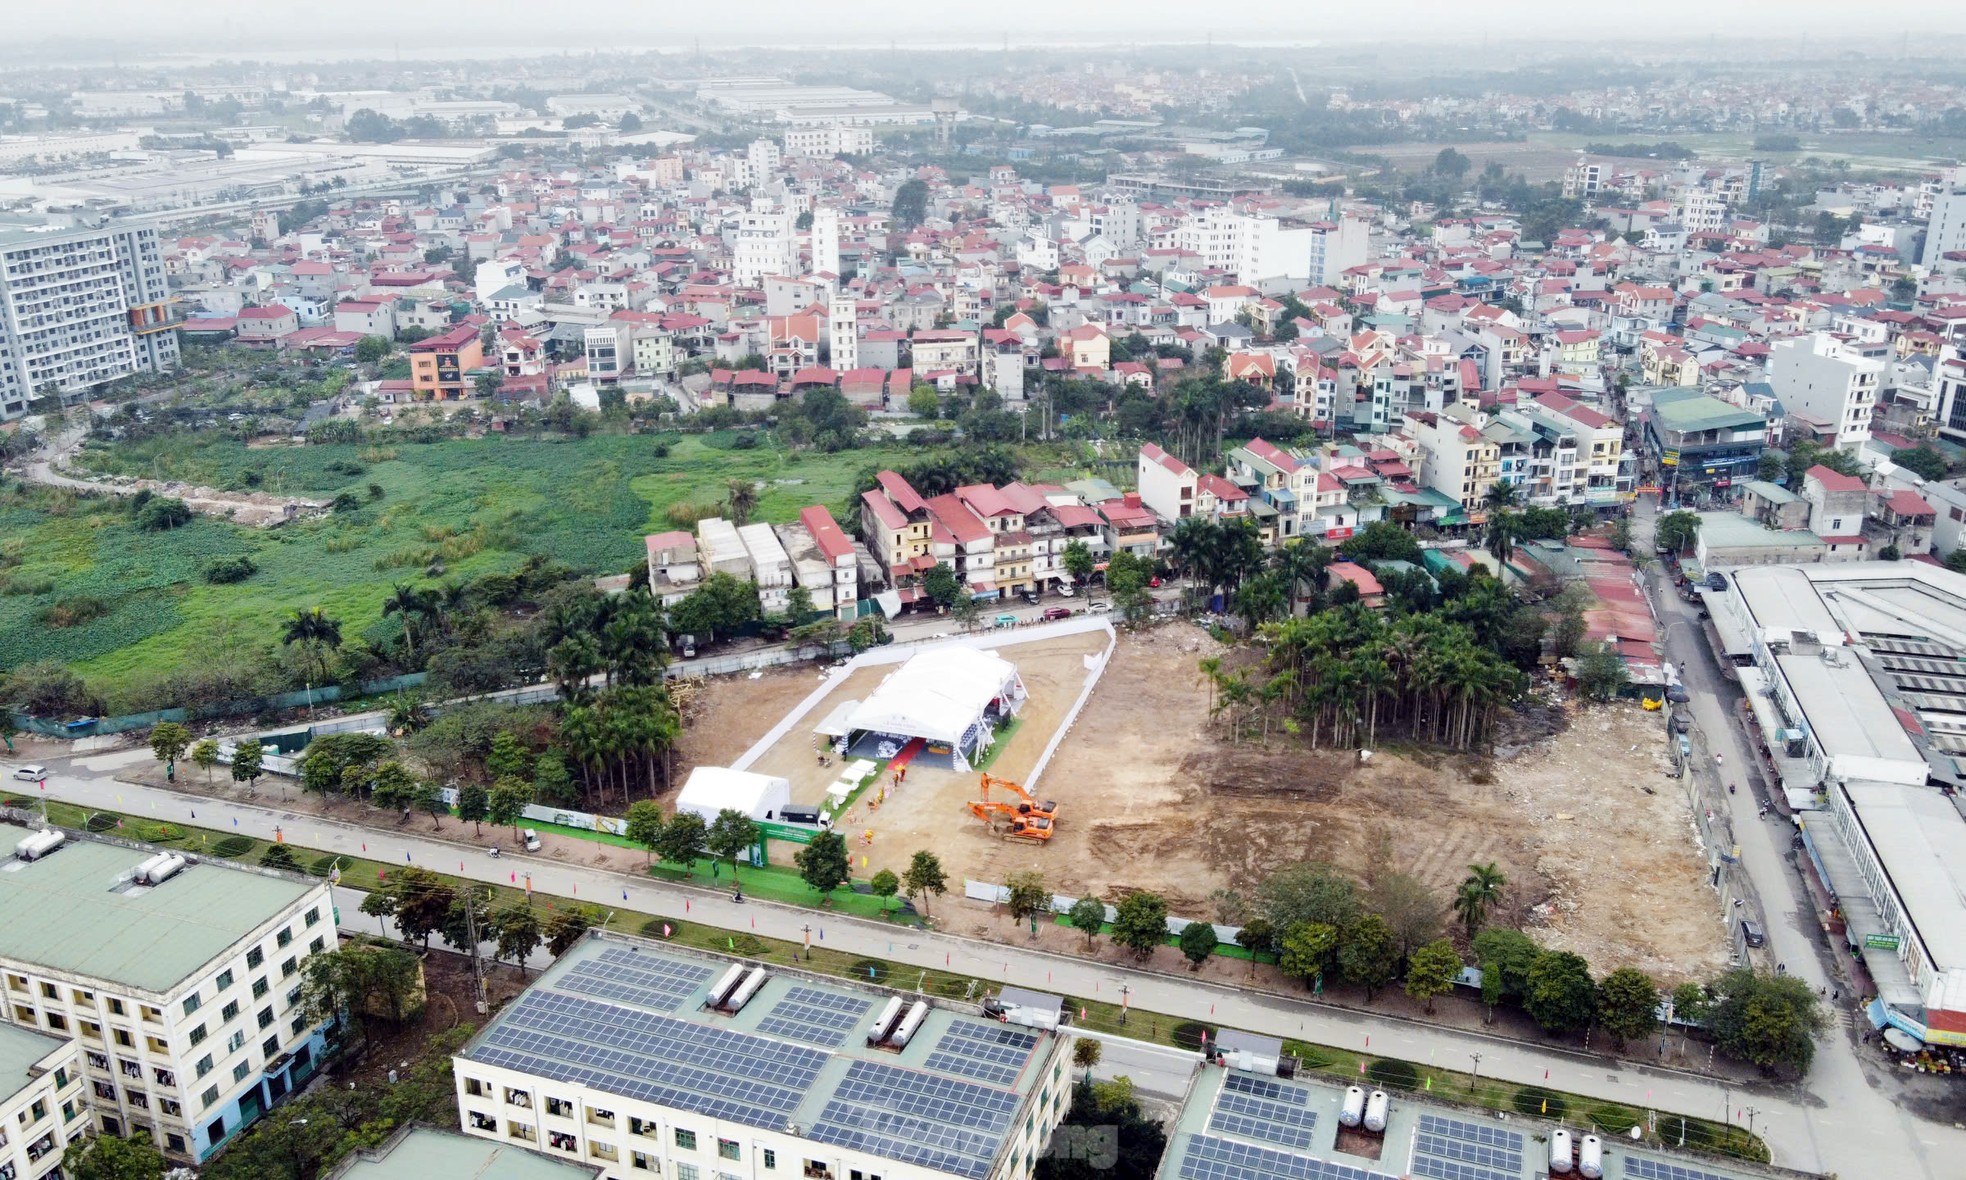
[[3, 431, 919, 707]]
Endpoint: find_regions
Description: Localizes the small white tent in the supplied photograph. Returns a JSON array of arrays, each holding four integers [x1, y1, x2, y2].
[[674, 767, 793, 823], [844, 645, 1026, 769]]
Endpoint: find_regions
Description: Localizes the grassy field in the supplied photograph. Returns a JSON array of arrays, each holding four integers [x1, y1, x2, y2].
[[1349, 130, 1966, 179], [3, 432, 923, 706]]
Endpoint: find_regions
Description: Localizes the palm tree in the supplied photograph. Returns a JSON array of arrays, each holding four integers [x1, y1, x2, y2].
[[1454, 862, 1506, 938], [1482, 481, 1518, 512], [1485, 508, 1517, 566], [1271, 540, 1331, 614], [280, 607, 343, 683], [1170, 517, 1218, 608], [381, 584, 430, 658], [726, 479, 760, 526]]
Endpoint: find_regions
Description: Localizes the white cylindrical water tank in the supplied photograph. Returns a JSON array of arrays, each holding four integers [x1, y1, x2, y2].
[[145, 854, 187, 885], [891, 1000, 930, 1048], [1363, 1090, 1389, 1134], [708, 964, 746, 1008], [132, 852, 169, 882], [1550, 1128, 1574, 1174], [725, 966, 768, 1012], [1579, 1135, 1603, 1180], [1339, 1086, 1365, 1128], [16, 830, 64, 861], [866, 996, 903, 1044]]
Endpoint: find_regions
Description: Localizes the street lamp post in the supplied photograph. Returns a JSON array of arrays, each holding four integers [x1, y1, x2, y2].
[[1468, 1051, 1483, 1091], [1118, 983, 1130, 1026]]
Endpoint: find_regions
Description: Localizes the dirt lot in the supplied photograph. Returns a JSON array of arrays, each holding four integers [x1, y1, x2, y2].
[[931, 626, 1729, 984], [672, 667, 824, 776], [1349, 140, 1585, 183], [742, 631, 1112, 878]]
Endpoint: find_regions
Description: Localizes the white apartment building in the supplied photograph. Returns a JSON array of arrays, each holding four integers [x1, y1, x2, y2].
[[1769, 332, 1883, 453], [1136, 442, 1199, 522], [1678, 189, 1727, 235], [1405, 403, 1502, 509], [696, 517, 751, 580], [0, 835, 339, 1166], [782, 125, 875, 158], [827, 292, 857, 371], [1923, 184, 1966, 267], [0, 1022, 86, 1180], [811, 208, 843, 281], [452, 936, 1072, 1180], [731, 202, 798, 287], [0, 219, 181, 421], [737, 522, 793, 613], [782, 505, 859, 621], [1173, 210, 1367, 289]]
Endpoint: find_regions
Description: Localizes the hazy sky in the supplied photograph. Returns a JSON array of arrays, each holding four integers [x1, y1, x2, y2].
[[14, 0, 1966, 52]]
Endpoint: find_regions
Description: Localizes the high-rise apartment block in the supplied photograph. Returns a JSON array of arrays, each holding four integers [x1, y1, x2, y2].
[[0, 218, 180, 421]]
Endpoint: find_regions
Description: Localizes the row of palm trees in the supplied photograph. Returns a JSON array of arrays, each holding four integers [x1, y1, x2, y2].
[[1200, 604, 1526, 752], [380, 582, 471, 661], [556, 684, 683, 809]]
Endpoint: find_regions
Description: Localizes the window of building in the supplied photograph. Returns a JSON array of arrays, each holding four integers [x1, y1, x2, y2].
[[281, 958, 298, 979], [256, 1007, 273, 1030], [290, 1014, 306, 1037], [261, 1035, 279, 1060], [763, 1149, 777, 1170], [11, 1005, 32, 1024], [309, 936, 326, 954], [632, 1151, 660, 1172], [187, 1024, 206, 1047], [45, 1013, 66, 1032], [155, 1068, 174, 1088], [141, 1005, 161, 1024], [182, 994, 200, 1017], [195, 1054, 212, 1079], [232, 1061, 250, 1083], [166, 1132, 186, 1154], [674, 1128, 697, 1151], [276, 928, 293, 948], [305, 906, 321, 928], [80, 1020, 101, 1041], [201, 1086, 220, 1110], [504, 1088, 531, 1108], [71, 988, 92, 1004], [718, 1139, 741, 1161], [128, 1091, 149, 1110], [39, 983, 57, 1000], [220, 1000, 239, 1022], [226, 1031, 245, 1052], [6, 974, 26, 991], [246, 948, 264, 969], [106, 998, 124, 1016], [93, 1080, 117, 1100], [548, 1130, 577, 1152], [593, 1142, 619, 1161], [215, 970, 233, 991], [113, 1029, 132, 1047], [677, 1165, 700, 1180]]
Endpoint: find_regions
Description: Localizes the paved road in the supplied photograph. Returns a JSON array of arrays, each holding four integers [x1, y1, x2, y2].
[[1631, 496, 1966, 1177], [16, 748, 1963, 1177]]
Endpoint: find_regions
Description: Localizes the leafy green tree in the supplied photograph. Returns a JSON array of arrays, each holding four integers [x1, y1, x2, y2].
[[280, 606, 344, 683], [230, 738, 264, 791], [1524, 950, 1598, 1034], [1337, 914, 1400, 1001], [63, 1130, 169, 1179], [1705, 968, 1825, 1077], [655, 810, 709, 875], [412, 779, 446, 829], [149, 720, 192, 780], [1069, 895, 1107, 948], [1670, 981, 1713, 1026], [355, 335, 392, 363], [1757, 452, 1786, 483], [1597, 966, 1663, 1048], [891, 178, 929, 231], [624, 800, 667, 865], [488, 777, 531, 840], [1279, 921, 1339, 987], [486, 730, 534, 782], [1178, 920, 1219, 968], [533, 751, 578, 807], [921, 563, 962, 607], [1110, 890, 1169, 958], [1405, 939, 1464, 1013], [908, 385, 941, 417], [545, 907, 593, 957], [1575, 642, 1628, 702], [1453, 862, 1506, 938], [1036, 1077, 1168, 1180], [1258, 863, 1362, 932], [456, 784, 489, 835], [259, 844, 299, 871], [1234, 916, 1276, 961], [191, 738, 220, 781], [439, 886, 492, 954], [668, 572, 762, 642], [795, 830, 852, 903], [1005, 870, 1050, 927], [1655, 510, 1700, 555], [493, 904, 544, 974], [707, 808, 761, 882], [1473, 927, 1540, 1013], [1062, 540, 1094, 586], [904, 849, 949, 917], [725, 478, 761, 526], [1893, 445, 1949, 481], [870, 868, 900, 914], [372, 865, 453, 950]]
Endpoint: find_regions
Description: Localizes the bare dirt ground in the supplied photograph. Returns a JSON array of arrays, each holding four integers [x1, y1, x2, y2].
[[931, 626, 1728, 985], [739, 631, 1112, 878], [1349, 141, 1584, 183], [672, 668, 824, 777]]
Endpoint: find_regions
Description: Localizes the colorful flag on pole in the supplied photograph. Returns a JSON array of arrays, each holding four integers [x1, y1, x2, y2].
[[1425, 1077, 1432, 1091], [663, 923, 672, 938]]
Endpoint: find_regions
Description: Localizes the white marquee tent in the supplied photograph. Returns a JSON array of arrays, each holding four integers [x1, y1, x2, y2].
[[674, 766, 792, 823], [844, 645, 1026, 769]]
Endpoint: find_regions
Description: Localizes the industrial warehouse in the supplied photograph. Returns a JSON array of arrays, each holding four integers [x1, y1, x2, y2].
[[1707, 562, 1966, 1050]]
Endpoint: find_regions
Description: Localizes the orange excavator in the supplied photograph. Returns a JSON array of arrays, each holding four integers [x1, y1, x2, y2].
[[967, 800, 1054, 841], [977, 774, 1058, 822]]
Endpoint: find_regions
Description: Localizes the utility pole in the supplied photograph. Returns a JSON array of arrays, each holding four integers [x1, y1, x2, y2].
[[1468, 1051, 1483, 1091], [1118, 983, 1130, 1025], [465, 885, 488, 1015]]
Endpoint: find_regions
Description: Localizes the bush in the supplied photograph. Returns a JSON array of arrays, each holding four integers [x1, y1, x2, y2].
[[1366, 1058, 1420, 1091], [136, 497, 192, 531], [935, 976, 970, 997], [211, 835, 256, 858], [1511, 1086, 1567, 1120], [308, 854, 342, 877], [641, 917, 683, 939], [1588, 1103, 1641, 1133], [848, 958, 891, 983], [37, 596, 109, 628], [84, 812, 121, 833], [203, 555, 258, 584], [731, 934, 766, 956], [1171, 1021, 1215, 1051]]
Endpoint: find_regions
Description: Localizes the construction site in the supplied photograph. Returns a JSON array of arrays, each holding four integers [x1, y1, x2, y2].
[[686, 623, 1731, 984]]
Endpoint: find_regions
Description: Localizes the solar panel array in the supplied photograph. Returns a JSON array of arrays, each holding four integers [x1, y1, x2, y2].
[[1408, 1114, 1525, 1180], [807, 1059, 1020, 1180], [471, 991, 826, 1130], [1209, 1088, 1318, 1150], [556, 946, 716, 1012], [1626, 1158, 1742, 1180], [1175, 1134, 1395, 1180], [922, 1017, 1040, 1086], [1222, 1072, 1305, 1102], [756, 986, 874, 1047]]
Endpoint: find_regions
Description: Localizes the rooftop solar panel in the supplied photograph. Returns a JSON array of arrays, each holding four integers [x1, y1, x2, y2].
[[1222, 1073, 1310, 1105], [1407, 1158, 1515, 1180], [1625, 1158, 1743, 1180], [1408, 1112, 1524, 1180], [1176, 1134, 1393, 1180], [1414, 1114, 1524, 1153], [810, 1059, 1019, 1180], [1207, 1088, 1318, 1150]]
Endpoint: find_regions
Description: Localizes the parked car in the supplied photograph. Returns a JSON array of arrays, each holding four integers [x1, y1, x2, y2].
[[1740, 919, 1766, 948], [1042, 607, 1073, 621], [1088, 601, 1112, 614], [12, 765, 48, 781], [522, 829, 542, 853], [1057, 584, 1076, 597], [1020, 590, 1041, 605]]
